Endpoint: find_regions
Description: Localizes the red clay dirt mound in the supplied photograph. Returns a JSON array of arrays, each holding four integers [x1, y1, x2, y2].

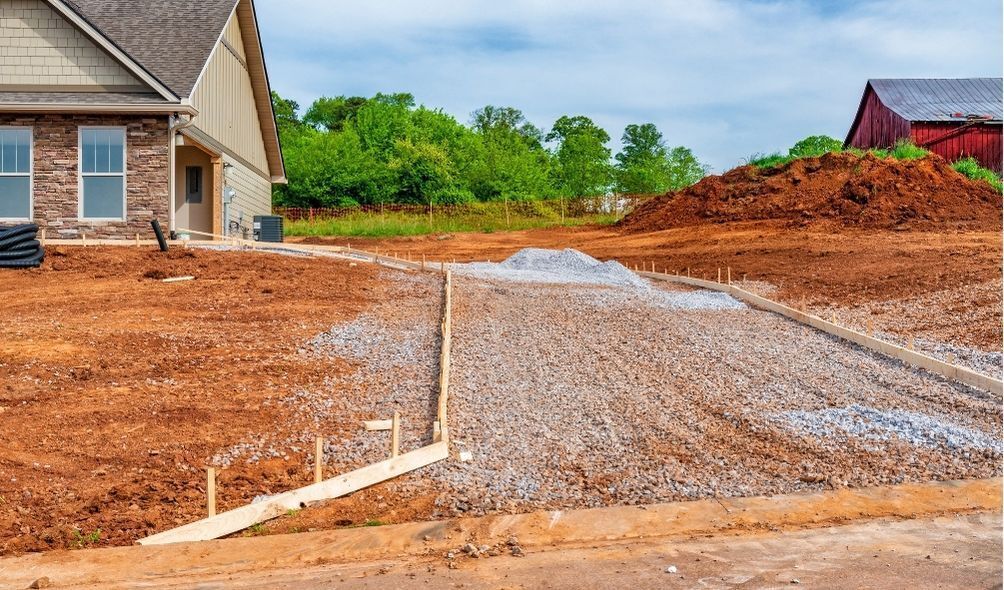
[[620, 152, 1003, 232]]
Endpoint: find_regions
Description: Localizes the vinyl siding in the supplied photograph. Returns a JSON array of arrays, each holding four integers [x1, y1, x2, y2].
[[223, 153, 271, 237], [0, 0, 142, 87], [189, 9, 270, 177]]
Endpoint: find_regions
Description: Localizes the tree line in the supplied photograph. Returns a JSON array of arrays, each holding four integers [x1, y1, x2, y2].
[[271, 91, 709, 208]]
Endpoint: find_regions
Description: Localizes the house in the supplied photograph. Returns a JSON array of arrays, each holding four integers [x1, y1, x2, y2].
[[845, 78, 1002, 175], [0, 0, 285, 239]]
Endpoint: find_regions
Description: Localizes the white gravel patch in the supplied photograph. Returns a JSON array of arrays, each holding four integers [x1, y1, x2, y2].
[[777, 404, 1002, 452]]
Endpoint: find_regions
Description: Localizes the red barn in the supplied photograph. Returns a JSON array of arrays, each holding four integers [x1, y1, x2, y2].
[[845, 78, 1002, 174]]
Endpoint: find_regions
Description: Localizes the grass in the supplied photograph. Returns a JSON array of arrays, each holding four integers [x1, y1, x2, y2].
[[749, 139, 931, 170], [284, 201, 621, 238], [72, 528, 101, 548], [952, 157, 1003, 192]]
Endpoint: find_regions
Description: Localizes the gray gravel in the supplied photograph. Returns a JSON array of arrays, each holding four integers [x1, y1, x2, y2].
[[776, 404, 1001, 452], [410, 274, 1001, 518]]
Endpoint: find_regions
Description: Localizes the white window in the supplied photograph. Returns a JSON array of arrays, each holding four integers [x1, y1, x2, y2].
[[79, 127, 126, 220], [0, 128, 32, 220]]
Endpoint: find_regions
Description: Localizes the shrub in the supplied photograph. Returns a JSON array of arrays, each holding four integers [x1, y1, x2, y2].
[[748, 152, 794, 169], [952, 157, 1003, 192], [788, 135, 844, 158], [888, 139, 929, 161]]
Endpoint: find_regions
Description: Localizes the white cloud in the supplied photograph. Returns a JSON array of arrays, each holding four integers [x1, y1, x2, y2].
[[257, 0, 1003, 172]]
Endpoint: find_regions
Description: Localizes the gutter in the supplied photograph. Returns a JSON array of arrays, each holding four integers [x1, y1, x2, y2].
[[0, 103, 199, 115]]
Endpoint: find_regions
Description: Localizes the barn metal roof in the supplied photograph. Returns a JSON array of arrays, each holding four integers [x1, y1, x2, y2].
[[869, 78, 1003, 122]]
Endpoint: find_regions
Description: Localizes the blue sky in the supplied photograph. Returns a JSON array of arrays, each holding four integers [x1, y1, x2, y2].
[[256, 0, 1003, 173]]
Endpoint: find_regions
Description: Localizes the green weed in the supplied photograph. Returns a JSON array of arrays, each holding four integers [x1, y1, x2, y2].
[[72, 528, 101, 548], [952, 157, 1003, 192]]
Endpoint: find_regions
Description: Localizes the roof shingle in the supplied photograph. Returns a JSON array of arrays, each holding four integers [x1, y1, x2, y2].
[[63, 0, 239, 98]]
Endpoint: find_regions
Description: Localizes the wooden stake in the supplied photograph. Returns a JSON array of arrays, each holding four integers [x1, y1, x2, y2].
[[207, 467, 216, 517], [908, 336, 915, 351], [440, 261, 445, 274], [135, 233, 140, 247], [314, 437, 323, 484], [421, 254, 426, 271], [81, 233, 86, 247], [830, 311, 837, 324], [946, 352, 956, 365], [686, 267, 691, 278], [801, 295, 806, 311], [866, 319, 874, 336], [40, 228, 46, 246], [727, 267, 731, 285], [391, 411, 401, 458]]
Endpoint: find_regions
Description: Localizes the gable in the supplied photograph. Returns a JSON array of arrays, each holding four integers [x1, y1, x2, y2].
[[189, 7, 270, 177], [0, 0, 144, 89]]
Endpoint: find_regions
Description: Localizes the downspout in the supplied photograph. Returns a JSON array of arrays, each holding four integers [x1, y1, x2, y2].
[[167, 113, 197, 236]]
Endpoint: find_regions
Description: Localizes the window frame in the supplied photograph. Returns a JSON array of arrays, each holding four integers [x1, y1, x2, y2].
[[0, 126, 33, 222], [78, 126, 127, 221]]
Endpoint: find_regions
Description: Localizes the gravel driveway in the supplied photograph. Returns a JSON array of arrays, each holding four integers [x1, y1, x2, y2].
[[419, 274, 1002, 518]]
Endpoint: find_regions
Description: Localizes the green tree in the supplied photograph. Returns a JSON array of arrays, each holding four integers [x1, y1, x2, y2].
[[271, 91, 302, 135], [389, 139, 473, 205], [788, 135, 843, 158], [467, 105, 552, 201], [303, 95, 368, 131], [280, 127, 394, 207], [354, 93, 416, 159], [546, 115, 612, 197], [664, 146, 708, 191], [615, 123, 670, 194], [615, 123, 707, 193]]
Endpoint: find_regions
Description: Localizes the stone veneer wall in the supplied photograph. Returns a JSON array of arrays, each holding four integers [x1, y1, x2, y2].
[[0, 114, 168, 238]]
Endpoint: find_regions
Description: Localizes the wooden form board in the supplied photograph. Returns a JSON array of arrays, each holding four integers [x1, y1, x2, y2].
[[137, 252, 455, 545], [363, 419, 392, 431], [639, 270, 1003, 395], [138, 441, 448, 545], [436, 271, 453, 443]]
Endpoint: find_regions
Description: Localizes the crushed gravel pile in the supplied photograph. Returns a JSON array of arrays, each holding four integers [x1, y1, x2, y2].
[[456, 248, 744, 310], [413, 276, 1001, 518], [458, 247, 649, 288]]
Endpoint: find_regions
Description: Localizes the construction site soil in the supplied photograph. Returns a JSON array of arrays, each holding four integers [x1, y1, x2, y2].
[[0, 247, 402, 553], [298, 223, 1002, 353], [0, 238, 1000, 555], [620, 153, 1003, 233]]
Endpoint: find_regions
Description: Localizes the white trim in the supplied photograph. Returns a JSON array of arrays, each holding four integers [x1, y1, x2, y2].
[[0, 126, 33, 222], [78, 126, 127, 221], [43, 0, 179, 102]]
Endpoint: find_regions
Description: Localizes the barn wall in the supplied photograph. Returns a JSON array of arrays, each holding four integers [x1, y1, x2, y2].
[[847, 87, 911, 149], [911, 122, 1002, 175]]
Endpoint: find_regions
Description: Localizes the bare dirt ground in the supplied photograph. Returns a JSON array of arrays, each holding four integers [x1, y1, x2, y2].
[[294, 222, 1003, 352], [0, 246, 426, 553], [1, 236, 1000, 561]]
